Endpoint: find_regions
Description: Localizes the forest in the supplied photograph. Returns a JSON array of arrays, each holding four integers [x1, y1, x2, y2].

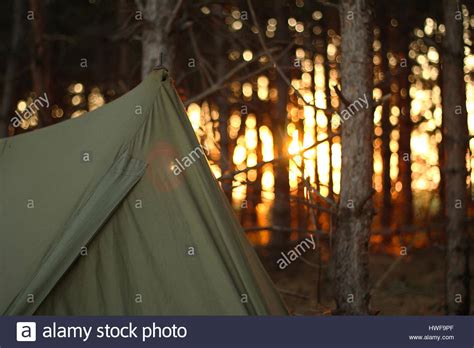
[[0, 0, 473, 315]]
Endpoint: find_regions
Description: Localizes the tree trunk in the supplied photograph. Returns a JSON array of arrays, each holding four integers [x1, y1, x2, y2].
[[30, 0, 53, 127], [322, 8, 338, 200], [333, 0, 374, 315], [139, 0, 176, 79], [379, 12, 395, 232], [381, 96, 392, 228], [0, 0, 25, 138], [270, 0, 291, 246], [117, 0, 131, 91], [215, 18, 233, 202], [442, 0, 470, 315], [397, 20, 413, 229]]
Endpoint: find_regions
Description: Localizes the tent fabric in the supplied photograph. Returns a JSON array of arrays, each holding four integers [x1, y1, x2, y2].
[[0, 69, 288, 315]]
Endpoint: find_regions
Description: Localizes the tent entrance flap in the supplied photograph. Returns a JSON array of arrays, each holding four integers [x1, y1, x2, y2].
[[4, 152, 146, 315]]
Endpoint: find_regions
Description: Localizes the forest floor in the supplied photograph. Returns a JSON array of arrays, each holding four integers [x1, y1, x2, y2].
[[263, 246, 474, 315]]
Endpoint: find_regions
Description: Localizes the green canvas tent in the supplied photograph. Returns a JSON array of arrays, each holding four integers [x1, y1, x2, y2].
[[0, 69, 287, 315]]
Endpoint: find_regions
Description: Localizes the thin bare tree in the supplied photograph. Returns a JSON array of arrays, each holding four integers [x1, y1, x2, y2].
[[397, 8, 414, 229], [213, 6, 233, 202], [271, 0, 292, 246], [30, 0, 53, 127], [380, 18, 393, 231]]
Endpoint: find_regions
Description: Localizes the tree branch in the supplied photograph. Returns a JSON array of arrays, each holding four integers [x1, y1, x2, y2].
[[218, 136, 329, 181], [165, 0, 185, 34], [246, 0, 328, 112], [184, 46, 282, 106]]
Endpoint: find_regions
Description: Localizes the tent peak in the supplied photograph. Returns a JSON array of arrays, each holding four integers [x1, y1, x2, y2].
[[151, 66, 169, 82]]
